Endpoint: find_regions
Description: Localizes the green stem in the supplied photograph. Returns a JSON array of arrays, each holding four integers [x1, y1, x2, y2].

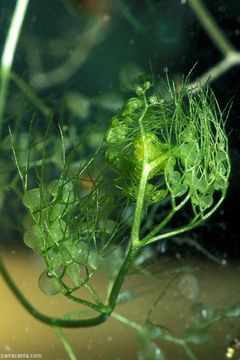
[[188, 52, 240, 91], [84, 282, 104, 306], [187, 0, 235, 57], [141, 209, 175, 246], [145, 218, 200, 245], [31, 20, 103, 89], [0, 245, 138, 326], [61, 292, 107, 314], [0, 256, 109, 328], [171, 237, 223, 265], [108, 245, 139, 309], [0, 0, 30, 138], [111, 312, 143, 332], [163, 334, 197, 360], [0, 244, 138, 328], [131, 102, 150, 247], [141, 193, 191, 246], [112, 312, 197, 360], [53, 327, 77, 360], [182, 343, 198, 360], [187, 0, 240, 90], [116, 0, 146, 33], [9, 71, 53, 117], [131, 163, 150, 246]]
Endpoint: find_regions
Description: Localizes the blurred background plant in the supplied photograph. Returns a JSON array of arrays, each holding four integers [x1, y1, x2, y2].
[[0, 0, 240, 359]]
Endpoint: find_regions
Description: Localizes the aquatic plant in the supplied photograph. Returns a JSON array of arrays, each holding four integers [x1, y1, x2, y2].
[[0, 77, 230, 359], [104, 80, 230, 245], [0, 0, 239, 359], [13, 77, 230, 298]]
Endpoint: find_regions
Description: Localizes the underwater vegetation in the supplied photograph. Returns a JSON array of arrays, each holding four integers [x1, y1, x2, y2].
[[0, 0, 240, 359]]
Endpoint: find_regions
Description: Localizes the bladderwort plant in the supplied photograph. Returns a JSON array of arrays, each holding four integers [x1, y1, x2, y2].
[[104, 79, 230, 243], [0, 76, 231, 359], [1, 0, 237, 358]]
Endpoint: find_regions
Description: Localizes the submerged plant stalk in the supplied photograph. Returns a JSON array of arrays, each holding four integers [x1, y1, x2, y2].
[[53, 327, 77, 360], [0, 0, 30, 138]]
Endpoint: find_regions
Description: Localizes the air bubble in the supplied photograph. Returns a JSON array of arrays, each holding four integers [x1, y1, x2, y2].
[[138, 342, 165, 360], [157, 241, 167, 254], [221, 259, 228, 266], [178, 274, 199, 300], [38, 269, 61, 295], [4, 345, 11, 352], [102, 14, 111, 23], [190, 302, 214, 322]]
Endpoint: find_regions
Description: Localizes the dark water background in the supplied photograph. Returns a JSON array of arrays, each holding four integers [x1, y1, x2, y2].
[[0, 1, 240, 359]]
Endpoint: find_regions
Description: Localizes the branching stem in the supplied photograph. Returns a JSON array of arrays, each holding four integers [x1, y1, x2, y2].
[[0, 256, 109, 328], [187, 0, 240, 90], [131, 102, 150, 247], [111, 312, 198, 360], [0, 244, 139, 328], [53, 327, 77, 360], [187, 0, 235, 56]]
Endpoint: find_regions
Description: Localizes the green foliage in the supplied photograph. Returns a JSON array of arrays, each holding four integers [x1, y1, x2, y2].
[[104, 81, 171, 205], [22, 177, 89, 292], [0, 0, 238, 359], [11, 77, 230, 310], [105, 79, 230, 246], [3, 77, 231, 360], [15, 137, 120, 299]]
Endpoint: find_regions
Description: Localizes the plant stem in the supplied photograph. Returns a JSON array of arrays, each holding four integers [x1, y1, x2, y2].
[[111, 312, 143, 332], [60, 292, 107, 314], [171, 236, 223, 265], [141, 209, 175, 246], [108, 245, 139, 309], [0, 244, 139, 328], [187, 0, 235, 57], [163, 334, 197, 360], [116, 0, 146, 33], [131, 163, 150, 246], [112, 312, 198, 360], [131, 102, 149, 247], [145, 218, 200, 245], [9, 71, 53, 117], [188, 53, 240, 91], [141, 193, 192, 246], [84, 282, 104, 306], [182, 343, 198, 360], [31, 19, 103, 89], [0, 256, 109, 328], [0, 0, 30, 138], [187, 0, 240, 90], [54, 327, 77, 360]]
